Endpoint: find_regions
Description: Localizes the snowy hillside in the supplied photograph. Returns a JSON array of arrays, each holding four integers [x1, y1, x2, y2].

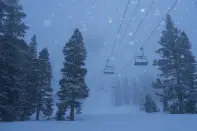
[[1, 106, 197, 131]]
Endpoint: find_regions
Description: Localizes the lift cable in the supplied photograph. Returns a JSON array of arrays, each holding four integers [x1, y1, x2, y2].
[[117, 0, 179, 75], [139, 0, 179, 49], [108, 0, 131, 59], [117, 0, 141, 47], [120, 0, 155, 57]]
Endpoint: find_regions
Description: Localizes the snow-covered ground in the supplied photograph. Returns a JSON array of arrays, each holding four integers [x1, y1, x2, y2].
[[1, 106, 197, 131]]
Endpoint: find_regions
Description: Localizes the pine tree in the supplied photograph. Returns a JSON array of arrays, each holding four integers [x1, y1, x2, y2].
[[144, 94, 159, 113], [39, 48, 53, 119], [153, 15, 197, 114], [0, 0, 30, 121], [0, 0, 6, 33], [0, 38, 18, 121], [28, 35, 37, 58], [177, 32, 197, 114], [0, 37, 31, 121], [26, 35, 41, 120], [56, 29, 89, 121], [3, 0, 28, 39]]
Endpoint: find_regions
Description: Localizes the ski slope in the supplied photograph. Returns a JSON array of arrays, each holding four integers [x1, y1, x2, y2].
[[1, 106, 197, 131]]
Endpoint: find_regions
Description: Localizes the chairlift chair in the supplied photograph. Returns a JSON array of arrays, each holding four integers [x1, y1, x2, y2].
[[104, 59, 115, 74], [134, 47, 148, 66]]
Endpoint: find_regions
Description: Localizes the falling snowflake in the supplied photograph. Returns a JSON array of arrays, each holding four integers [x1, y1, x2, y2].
[[129, 32, 133, 36], [44, 20, 52, 27], [81, 24, 88, 32], [140, 9, 145, 13], [161, 21, 165, 25], [181, 55, 185, 59], [92, 5, 96, 9], [108, 17, 113, 24], [129, 41, 135, 45], [132, 0, 138, 4], [90, 16, 93, 21], [154, 9, 160, 16]]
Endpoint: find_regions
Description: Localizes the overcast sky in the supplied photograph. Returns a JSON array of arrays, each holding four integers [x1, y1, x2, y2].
[[20, 0, 197, 99]]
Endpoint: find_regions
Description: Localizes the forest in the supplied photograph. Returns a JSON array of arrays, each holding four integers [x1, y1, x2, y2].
[[0, 0, 197, 131]]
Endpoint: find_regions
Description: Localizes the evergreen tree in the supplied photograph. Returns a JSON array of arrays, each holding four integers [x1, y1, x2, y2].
[[56, 29, 89, 121], [28, 35, 37, 58], [3, 0, 28, 39], [0, 37, 30, 121], [0, 0, 6, 33], [153, 15, 197, 114], [26, 35, 41, 120], [0, 39, 18, 121], [178, 32, 197, 113], [144, 94, 159, 113], [0, 0, 30, 121], [38, 48, 53, 119]]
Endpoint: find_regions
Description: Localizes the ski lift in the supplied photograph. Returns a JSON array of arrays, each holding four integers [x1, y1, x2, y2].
[[104, 59, 114, 74], [134, 47, 148, 66]]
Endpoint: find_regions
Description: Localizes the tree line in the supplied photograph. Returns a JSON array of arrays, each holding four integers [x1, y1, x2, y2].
[[0, 0, 89, 122]]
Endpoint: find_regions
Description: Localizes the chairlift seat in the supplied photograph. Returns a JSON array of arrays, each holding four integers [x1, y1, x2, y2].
[[104, 66, 114, 74], [134, 56, 148, 66]]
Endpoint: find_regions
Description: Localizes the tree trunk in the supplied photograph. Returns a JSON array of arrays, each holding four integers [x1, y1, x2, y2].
[[36, 107, 40, 121], [70, 104, 75, 121]]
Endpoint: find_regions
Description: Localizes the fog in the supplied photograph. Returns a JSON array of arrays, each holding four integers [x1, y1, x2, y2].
[[20, 0, 197, 107]]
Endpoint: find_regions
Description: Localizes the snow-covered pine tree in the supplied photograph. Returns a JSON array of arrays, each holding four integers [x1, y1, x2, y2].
[[26, 35, 42, 120], [153, 15, 197, 114], [57, 29, 89, 121], [3, 0, 28, 39], [144, 94, 159, 113], [177, 32, 197, 114], [39, 48, 53, 119], [0, 0, 30, 121], [153, 15, 182, 113], [0, 0, 6, 33], [0, 38, 18, 121], [28, 35, 37, 58]]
